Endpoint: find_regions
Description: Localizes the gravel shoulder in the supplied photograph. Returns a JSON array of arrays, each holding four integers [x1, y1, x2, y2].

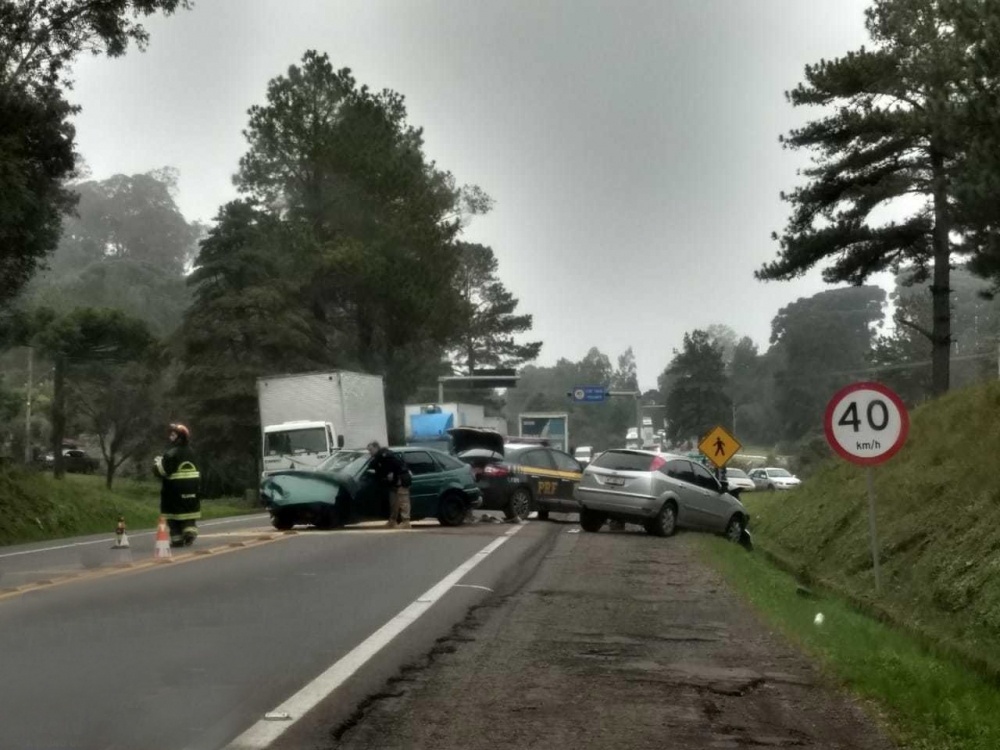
[[330, 526, 894, 750]]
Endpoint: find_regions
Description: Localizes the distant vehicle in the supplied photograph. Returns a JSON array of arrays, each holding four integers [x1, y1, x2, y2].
[[574, 446, 594, 466], [748, 467, 801, 491], [43, 449, 100, 475], [257, 371, 388, 478], [724, 467, 755, 493], [261, 446, 482, 530], [574, 450, 751, 546]]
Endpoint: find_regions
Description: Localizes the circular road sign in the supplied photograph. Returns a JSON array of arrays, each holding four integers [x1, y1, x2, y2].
[[824, 382, 909, 466], [573, 388, 585, 401]]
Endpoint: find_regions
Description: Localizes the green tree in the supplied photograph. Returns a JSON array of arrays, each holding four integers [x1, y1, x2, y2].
[[25, 307, 156, 478], [450, 243, 541, 375], [705, 324, 739, 364], [175, 201, 324, 492], [769, 286, 885, 440], [0, 0, 191, 308], [662, 330, 730, 443], [30, 169, 202, 334], [234, 51, 490, 414], [71, 357, 165, 488], [758, 0, 972, 396]]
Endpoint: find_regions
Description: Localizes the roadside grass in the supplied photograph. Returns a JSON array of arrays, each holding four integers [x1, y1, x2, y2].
[[737, 381, 1000, 673], [701, 535, 1000, 750], [0, 469, 256, 546]]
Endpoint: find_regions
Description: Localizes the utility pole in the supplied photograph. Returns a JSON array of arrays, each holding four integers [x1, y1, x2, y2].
[[23, 346, 33, 464]]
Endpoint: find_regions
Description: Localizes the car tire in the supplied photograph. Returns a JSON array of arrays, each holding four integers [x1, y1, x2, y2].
[[271, 513, 294, 531], [724, 514, 745, 543], [438, 492, 467, 527], [536, 509, 550, 521], [646, 502, 677, 537], [580, 508, 606, 533], [504, 487, 533, 521], [767, 483, 775, 492]]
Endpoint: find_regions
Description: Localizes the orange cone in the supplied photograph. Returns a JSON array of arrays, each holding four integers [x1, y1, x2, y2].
[[153, 516, 173, 561]]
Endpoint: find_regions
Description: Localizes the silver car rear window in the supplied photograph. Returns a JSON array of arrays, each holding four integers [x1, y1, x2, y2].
[[590, 451, 653, 472]]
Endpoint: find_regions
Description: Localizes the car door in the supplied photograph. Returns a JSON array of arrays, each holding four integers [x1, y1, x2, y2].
[[548, 449, 584, 512], [663, 459, 702, 526], [688, 463, 729, 530], [517, 449, 559, 509], [401, 450, 441, 520]]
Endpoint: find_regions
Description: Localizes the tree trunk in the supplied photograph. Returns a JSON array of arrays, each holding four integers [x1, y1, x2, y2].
[[51, 354, 66, 479], [105, 455, 116, 490], [930, 148, 952, 396]]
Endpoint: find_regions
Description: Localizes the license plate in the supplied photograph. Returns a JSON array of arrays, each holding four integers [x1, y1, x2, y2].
[[605, 476, 625, 486]]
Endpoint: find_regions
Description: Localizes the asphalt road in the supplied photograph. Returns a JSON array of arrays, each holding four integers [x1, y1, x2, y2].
[[0, 515, 558, 750]]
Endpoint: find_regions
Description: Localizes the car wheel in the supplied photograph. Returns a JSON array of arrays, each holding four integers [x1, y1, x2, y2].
[[536, 509, 550, 521], [504, 487, 533, 521], [271, 512, 294, 531], [438, 492, 467, 527], [724, 514, 745, 543], [767, 483, 776, 492], [580, 508, 606, 533], [647, 502, 677, 537]]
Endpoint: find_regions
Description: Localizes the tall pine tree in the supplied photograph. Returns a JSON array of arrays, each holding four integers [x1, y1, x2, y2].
[[759, 0, 972, 395]]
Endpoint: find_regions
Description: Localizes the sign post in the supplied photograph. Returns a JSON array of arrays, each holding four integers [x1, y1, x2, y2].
[[824, 382, 910, 594]]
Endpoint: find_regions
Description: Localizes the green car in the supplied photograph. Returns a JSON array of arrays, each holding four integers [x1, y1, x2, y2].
[[260, 447, 483, 530]]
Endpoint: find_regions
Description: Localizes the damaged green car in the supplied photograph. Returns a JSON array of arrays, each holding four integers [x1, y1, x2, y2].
[[260, 447, 483, 530]]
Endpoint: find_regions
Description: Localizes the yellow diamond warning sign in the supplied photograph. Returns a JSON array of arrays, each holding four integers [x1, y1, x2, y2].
[[698, 425, 742, 469]]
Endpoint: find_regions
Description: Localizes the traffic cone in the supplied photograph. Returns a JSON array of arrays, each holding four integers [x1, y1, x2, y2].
[[153, 516, 172, 561], [112, 516, 132, 564]]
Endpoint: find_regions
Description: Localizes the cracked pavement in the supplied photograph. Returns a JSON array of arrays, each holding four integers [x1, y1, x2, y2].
[[328, 526, 894, 750]]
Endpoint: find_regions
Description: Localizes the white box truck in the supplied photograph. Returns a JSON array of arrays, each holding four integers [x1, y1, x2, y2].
[[257, 371, 388, 476]]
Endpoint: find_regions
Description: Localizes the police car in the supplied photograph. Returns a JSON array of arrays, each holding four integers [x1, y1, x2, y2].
[[452, 429, 583, 521]]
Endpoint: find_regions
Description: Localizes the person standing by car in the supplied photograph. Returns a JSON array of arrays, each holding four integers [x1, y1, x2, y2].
[[367, 441, 412, 529], [153, 424, 201, 547]]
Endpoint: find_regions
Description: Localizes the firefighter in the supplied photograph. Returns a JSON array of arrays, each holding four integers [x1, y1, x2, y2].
[[367, 441, 411, 529], [153, 424, 201, 547]]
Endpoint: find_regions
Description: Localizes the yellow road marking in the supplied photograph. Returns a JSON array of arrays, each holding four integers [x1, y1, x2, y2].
[[0, 532, 291, 603]]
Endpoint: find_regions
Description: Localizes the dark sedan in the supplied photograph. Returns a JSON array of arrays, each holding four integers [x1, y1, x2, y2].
[[260, 447, 482, 530]]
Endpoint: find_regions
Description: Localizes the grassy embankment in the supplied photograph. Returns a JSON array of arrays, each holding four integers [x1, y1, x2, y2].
[[701, 381, 1000, 750], [0, 470, 256, 546]]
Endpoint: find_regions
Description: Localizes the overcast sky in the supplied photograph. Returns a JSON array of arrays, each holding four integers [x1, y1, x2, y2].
[[69, 0, 878, 389]]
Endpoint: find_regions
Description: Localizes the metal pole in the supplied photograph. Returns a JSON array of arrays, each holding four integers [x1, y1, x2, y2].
[[866, 467, 882, 594], [23, 346, 33, 464], [635, 392, 643, 447], [438, 380, 444, 404], [732, 403, 737, 435]]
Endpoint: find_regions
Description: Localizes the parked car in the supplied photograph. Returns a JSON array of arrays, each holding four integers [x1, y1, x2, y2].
[[42, 448, 100, 474], [574, 449, 751, 546], [260, 446, 482, 530], [723, 467, 755, 494], [748, 467, 801, 491], [453, 428, 583, 521], [574, 446, 594, 466]]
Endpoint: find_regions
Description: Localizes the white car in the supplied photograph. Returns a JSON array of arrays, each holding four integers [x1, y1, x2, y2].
[[749, 467, 801, 491], [574, 446, 594, 466], [723, 467, 756, 493]]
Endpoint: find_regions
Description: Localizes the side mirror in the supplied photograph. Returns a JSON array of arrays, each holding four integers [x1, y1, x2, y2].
[[337, 435, 346, 448]]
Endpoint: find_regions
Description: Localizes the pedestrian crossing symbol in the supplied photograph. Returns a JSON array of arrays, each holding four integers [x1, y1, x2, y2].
[[698, 425, 742, 469]]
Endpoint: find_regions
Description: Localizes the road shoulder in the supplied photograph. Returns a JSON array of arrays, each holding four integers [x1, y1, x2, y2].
[[329, 527, 894, 750]]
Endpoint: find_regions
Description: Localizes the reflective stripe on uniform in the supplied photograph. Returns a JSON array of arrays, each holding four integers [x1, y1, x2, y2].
[[163, 512, 202, 521], [166, 461, 201, 482]]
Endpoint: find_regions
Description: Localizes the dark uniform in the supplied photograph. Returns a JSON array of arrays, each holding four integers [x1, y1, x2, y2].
[[369, 446, 411, 528], [154, 426, 201, 546]]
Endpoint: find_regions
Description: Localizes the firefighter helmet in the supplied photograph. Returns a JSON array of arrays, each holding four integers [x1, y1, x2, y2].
[[170, 423, 190, 440]]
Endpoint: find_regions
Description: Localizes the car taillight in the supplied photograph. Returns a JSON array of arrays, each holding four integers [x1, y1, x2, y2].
[[649, 456, 667, 472], [484, 464, 510, 478]]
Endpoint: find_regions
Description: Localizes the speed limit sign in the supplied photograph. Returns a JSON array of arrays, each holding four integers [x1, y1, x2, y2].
[[824, 381, 909, 594], [824, 382, 909, 466]]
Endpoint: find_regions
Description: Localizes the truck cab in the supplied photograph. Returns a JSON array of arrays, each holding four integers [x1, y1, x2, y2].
[[262, 420, 345, 476]]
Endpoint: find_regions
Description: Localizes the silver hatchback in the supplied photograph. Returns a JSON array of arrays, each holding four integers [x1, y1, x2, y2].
[[574, 450, 750, 543]]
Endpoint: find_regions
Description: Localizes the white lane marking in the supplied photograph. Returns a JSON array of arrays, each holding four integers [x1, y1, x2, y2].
[[0, 515, 269, 559], [454, 584, 494, 592], [223, 524, 524, 750]]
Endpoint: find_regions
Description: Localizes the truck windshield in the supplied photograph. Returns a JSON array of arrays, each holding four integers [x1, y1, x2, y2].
[[265, 428, 327, 456]]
